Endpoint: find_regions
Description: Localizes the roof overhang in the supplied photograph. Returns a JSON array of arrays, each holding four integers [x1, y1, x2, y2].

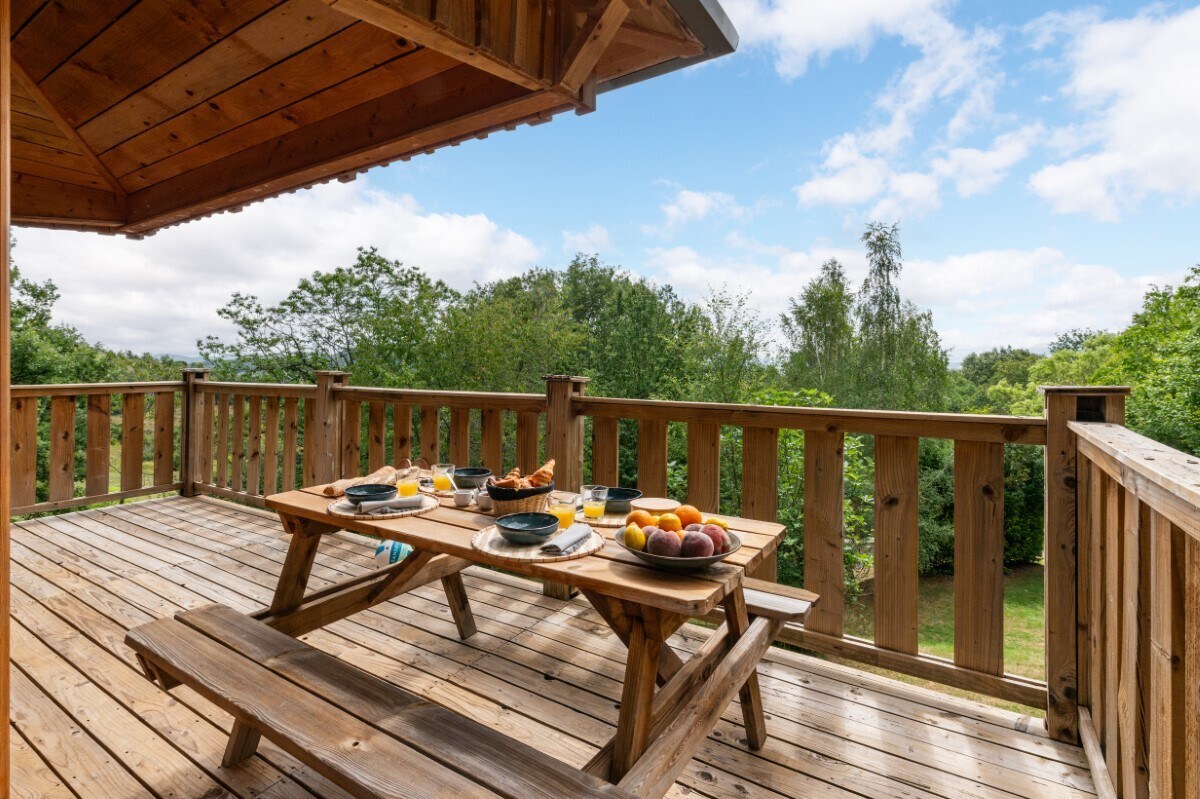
[[8, 0, 737, 237]]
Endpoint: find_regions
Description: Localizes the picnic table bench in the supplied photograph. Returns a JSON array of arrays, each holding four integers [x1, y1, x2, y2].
[[127, 486, 815, 799]]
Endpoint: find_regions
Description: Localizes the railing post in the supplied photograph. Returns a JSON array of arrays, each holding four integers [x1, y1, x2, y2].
[[543, 375, 588, 600], [309, 370, 349, 486], [544, 375, 588, 492], [180, 368, 210, 497], [1041, 385, 1130, 744]]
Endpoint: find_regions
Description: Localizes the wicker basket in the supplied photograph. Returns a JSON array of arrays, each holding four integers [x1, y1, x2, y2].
[[487, 481, 553, 516]]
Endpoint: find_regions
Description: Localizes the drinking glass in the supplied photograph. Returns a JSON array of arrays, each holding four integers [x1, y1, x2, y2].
[[397, 476, 420, 498], [581, 485, 608, 519], [548, 500, 576, 529], [432, 463, 455, 492]]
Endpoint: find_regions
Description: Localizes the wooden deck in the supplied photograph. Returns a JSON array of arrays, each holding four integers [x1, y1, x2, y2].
[[9, 496, 1096, 799]]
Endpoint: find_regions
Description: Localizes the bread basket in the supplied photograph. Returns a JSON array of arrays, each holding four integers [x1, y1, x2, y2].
[[486, 481, 554, 515]]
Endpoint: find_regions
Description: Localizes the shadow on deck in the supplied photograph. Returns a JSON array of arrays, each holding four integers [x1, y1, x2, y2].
[[10, 496, 1095, 799]]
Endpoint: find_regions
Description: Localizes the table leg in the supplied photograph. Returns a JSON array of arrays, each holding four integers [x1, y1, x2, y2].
[[611, 615, 661, 781], [440, 572, 477, 639], [583, 589, 685, 684], [269, 514, 333, 614], [723, 588, 767, 749]]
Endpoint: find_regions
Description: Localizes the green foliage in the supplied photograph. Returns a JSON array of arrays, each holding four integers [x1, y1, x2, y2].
[[781, 222, 949, 410]]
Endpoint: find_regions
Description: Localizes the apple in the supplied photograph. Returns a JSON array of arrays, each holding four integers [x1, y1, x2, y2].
[[680, 530, 715, 557], [646, 528, 682, 557], [699, 523, 730, 554]]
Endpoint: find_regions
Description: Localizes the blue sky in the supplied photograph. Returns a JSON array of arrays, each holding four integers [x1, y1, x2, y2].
[[17, 1, 1200, 360]]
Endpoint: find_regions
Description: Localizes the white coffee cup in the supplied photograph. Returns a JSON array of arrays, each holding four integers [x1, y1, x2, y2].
[[453, 489, 476, 508]]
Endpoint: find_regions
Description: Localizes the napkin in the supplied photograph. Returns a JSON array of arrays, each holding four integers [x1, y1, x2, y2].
[[359, 495, 425, 514], [541, 523, 593, 554]]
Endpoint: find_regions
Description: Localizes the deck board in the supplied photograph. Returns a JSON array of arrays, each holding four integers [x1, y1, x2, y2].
[[10, 495, 1097, 799]]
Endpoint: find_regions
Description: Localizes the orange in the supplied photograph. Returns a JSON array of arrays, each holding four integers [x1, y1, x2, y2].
[[626, 509, 654, 528], [658, 512, 682, 534], [703, 516, 728, 531], [676, 504, 703, 528]]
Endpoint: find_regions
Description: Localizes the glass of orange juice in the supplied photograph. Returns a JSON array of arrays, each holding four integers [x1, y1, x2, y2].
[[397, 476, 419, 497], [581, 485, 608, 519], [548, 500, 576, 529], [432, 464, 455, 492]]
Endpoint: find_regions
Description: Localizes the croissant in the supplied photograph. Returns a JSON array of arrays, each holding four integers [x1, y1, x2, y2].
[[527, 459, 555, 487]]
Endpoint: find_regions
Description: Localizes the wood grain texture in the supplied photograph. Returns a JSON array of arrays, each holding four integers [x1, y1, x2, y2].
[[873, 435, 919, 654], [741, 426, 778, 524], [1, 13, 11, 782], [952, 440, 1005, 675], [1103, 471, 1124, 783], [1149, 511, 1185, 799], [340, 399, 361, 478], [479, 407, 503, 475], [391, 402, 412, 464], [420, 405, 440, 465], [85, 394, 111, 497], [449, 407, 470, 466], [230, 394, 245, 493], [367, 401, 386, 472], [610, 614, 660, 781], [214, 392, 229, 488], [1119, 491, 1150, 799], [282, 397, 298, 491], [516, 410, 540, 474], [153, 391, 174, 487], [263, 396, 280, 497], [591, 416, 620, 487], [1044, 392, 1080, 743], [1089, 461, 1108, 736], [545, 377, 586, 492], [685, 421, 720, 513], [11, 396, 37, 507], [48, 396, 76, 502], [636, 418, 667, 497], [803, 430, 844, 636]]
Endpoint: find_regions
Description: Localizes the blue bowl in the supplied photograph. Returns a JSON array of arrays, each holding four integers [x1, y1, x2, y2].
[[453, 467, 492, 489], [344, 483, 398, 504], [603, 486, 643, 514], [495, 512, 559, 545]]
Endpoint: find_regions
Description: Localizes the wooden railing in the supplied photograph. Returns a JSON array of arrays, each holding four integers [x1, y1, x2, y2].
[[13, 371, 1200, 756], [8, 380, 184, 514], [573, 392, 1051, 711], [1071, 419, 1200, 798]]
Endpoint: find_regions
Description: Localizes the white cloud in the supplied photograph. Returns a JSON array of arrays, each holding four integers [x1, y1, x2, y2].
[[645, 188, 751, 234], [932, 124, 1044, 196], [1028, 6, 1200, 220], [562, 223, 611, 253], [14, 180, 541, 355]]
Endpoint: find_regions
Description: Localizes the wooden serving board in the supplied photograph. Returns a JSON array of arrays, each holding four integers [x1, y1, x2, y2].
[[327, 494, 440, 520], [574, 510, 629, 528], [630, 497, 681, 514], [471, 526, 605, 564]]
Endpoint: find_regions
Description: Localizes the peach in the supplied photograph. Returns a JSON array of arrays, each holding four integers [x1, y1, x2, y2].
[[646, 528, 682, 557], [680, 530, 715, 558], [699, 523, 730, 554]]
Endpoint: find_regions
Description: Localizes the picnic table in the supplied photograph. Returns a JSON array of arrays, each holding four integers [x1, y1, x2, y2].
[[128, 483, 811, 799]]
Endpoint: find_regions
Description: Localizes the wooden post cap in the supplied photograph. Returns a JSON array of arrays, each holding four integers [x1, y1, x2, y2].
[[544, 374, 590, 384], [1037, 386, 1130, 395]]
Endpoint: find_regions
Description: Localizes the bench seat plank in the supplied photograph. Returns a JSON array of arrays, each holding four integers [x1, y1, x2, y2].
[[743, 578, 818, 622], [127, 605, 633, 799]]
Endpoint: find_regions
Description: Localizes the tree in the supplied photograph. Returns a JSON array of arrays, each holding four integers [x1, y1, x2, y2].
[[200, 248, 456, 385], [686, 287, 771, 403], [780, 259, 854, 399]]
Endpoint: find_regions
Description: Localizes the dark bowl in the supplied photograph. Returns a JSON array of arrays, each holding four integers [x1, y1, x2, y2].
[[603, 486, 643, 515], [615, 528, 742, 573], [495, 512, 559, 545], [453, 467, 492, 489], [486, 481, 554, 501], [344, 483, 398, 504]]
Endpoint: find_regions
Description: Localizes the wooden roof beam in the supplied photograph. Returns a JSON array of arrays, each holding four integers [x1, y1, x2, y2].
[[558, 0, 630, 94], [12, 174, 126, 228]]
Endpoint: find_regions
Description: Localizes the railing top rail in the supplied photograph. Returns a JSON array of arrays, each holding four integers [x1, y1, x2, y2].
[[574, 396, 1048, 445], [11, 381, 185, 397], [1071, 421, 1200, 540], [333, 385, 548, 413], [198, 381, 317, 399]]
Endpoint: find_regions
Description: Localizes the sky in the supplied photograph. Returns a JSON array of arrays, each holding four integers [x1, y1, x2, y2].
[[14, 1, 1200, 362]]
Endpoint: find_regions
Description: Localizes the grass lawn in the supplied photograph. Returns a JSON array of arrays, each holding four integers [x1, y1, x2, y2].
[[839, 564, 1047, 717]]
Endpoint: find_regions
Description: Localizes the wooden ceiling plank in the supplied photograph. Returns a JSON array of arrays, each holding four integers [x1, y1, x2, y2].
[[325, 0, 547, 90], [12, 174, 124, 227], [11, 0, 48, 33], [558, 0, 630, 93], [117, 48, 458, 192], [12, 139, 96, 171], [80, 0, 353, 155], [102, 24, 418, 180], [123, 66, 559, 231], [10, 61, 126, 196], [13, 1, 140, 84], [13, 156, 112, 191], [39, 0, 282, 128], [612, 22, 703, 59]]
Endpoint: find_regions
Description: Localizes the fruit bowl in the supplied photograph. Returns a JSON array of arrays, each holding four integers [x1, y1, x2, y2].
[[615, 528, 741, 573]]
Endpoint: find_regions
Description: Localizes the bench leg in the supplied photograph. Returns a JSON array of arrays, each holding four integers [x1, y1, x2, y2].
[[441, 573, 476, 639], [723, 590, 767, 750], [222, 721, 261, 767]]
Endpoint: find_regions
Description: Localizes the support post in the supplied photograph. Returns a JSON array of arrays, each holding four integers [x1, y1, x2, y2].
[[0, 0, 12, 787], [180, 368, 210, 497], [309, 370, 349, 486], [543, 375, 588, 599], [1041, 385, 1129, 744]]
